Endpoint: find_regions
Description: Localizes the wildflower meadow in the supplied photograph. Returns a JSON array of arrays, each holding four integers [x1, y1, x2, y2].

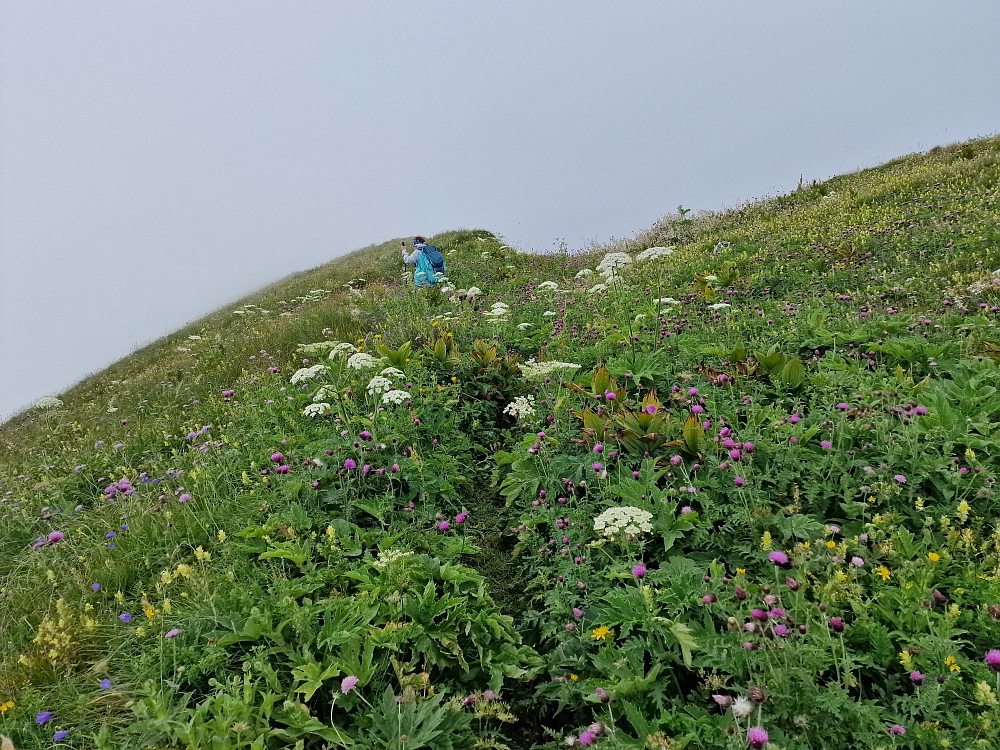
[[3, 137, 1000, 749]]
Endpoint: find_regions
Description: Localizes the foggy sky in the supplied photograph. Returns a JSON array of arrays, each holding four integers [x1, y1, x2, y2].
[[2, 1, 999, 420]]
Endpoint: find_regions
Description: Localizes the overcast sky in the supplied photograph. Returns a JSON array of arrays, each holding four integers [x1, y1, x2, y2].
[[2, 1, 999, 420]]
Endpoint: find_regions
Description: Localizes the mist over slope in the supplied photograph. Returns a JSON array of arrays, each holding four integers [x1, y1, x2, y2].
[[2, 138, 1000, 749]]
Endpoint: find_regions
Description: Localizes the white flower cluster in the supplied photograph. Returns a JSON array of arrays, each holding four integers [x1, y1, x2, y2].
[[658, 297, 681, 306], [517, 322, 534, 330], [328, 342, 358, 360], [382, 389, 411, 406], [313, 385, 338, 402], [367, 376, 393, 397], [33, 396, 63, 409], [708, 302, 732, 310], [520, 359, 581, 382], [347, 352, 377, 370], [290, 364, 328, 384], [484, 301, 510, 318], [504, 395, 536, 419], [372, 548, 414, 570], [380, 367, 405, 379], [635, 246, 675, 262], [575, 268, 594, 278], [297, 341, 339, 355], [303, 402, 329, 418], [596, 252, 632, 278], [593, 506, 654, 541], [537, 281, 558, 291], [588, 283, 609, 294], [466, 286, 483, 298], [543, 311, 558, 317]]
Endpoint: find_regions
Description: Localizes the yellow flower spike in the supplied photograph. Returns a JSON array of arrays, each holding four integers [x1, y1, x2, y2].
[[136, 627, 146, 638], [217, 530, 227, 543], [899, 650, 912, 669], [761, 531, 772, 551], [591, 625, 612, 640]]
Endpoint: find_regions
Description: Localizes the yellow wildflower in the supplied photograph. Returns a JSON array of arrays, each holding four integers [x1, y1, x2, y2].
[[591, 626, 612, 641], [826, 541, 837, 550], [957, 501, 971, 523], [928, 552, 941, 562], [875, 566, 891, 581], [946, 655, 961, 672], [569, 674, 579, 681], [163, 599, 172, 615], [966, 448, 976, 461], [135, 627, 146, 638], [144, 605, 156, 619], [915, 498, 925, 511], [194, 546, 211, 562], [836, 571, 848, 582], [0, 700, 14, 714], [899, 650, 913, 669], [115, 590, 124, 602], [735, 568, 746, 575], [217, 529, 227, 543], [761, 531, 772, 551], [799, 541, 811, 549]]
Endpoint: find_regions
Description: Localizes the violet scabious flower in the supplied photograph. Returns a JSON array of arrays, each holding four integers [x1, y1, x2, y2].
[[178, 493, 192, 503], [894, 474, 907, 483], [681, 505, 693, 514], [631, 563, 647, 578], [769, 550, 789, 565], [341, 675, 359, 693], [91, 583, 101, 591], [985, 649, 1000, 672], [748, 727, 768, 749], [820, 440, 832, 449], [164, 628, 181, 639]]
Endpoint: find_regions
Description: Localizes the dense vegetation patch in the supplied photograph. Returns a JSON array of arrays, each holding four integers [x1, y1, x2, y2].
[[3, 137, 1000, 749]]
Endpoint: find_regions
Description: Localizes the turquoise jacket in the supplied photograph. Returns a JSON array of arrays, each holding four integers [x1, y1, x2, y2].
[[402, 244, 437, 287]]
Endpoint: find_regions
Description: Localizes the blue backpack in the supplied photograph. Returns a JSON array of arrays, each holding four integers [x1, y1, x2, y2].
[[422, 245, 446, 275]]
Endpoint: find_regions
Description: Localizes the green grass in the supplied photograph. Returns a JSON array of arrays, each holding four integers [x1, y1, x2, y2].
[[2, 137, 1000, 749]]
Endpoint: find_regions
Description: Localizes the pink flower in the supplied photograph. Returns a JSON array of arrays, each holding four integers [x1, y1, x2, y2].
[[573, 607, 584, 617], [391, 464, 400, 472], [734, 477, 745, 486], [271, 452, 283, 462], [47, 530, 65, 544], [985, 649, 1000, 672], [894, 474, 906, 483], [889, 724, 906, 735], [455, 512, 468, 524], [341, 675, 359, 693], [438, 521, 450, 531], [769, 551, 789, 565], [820, 440, 832, 449], [593, 443, 603, 453], [631, 563, 647, 578], [344, 459, 357, 470], [578, 731, 597, 746], [592, 463, 603, 472], [748, 727, 768, 748], [164, 628, 181, 639]]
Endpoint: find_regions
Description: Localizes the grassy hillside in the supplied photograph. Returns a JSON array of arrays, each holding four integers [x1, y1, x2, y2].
[[3, 136, 1000, 749]]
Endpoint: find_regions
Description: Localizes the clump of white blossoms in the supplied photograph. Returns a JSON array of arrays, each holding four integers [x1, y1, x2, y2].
[[380, 367, 404, 379], [658, 297, 681, 306], [593, 506, 654, 541], [382, 389, 411, 406], [328, 342, 358, 360], [520, 359, 581, 382], [290, 364, 328, 384], [588, 283, 609, 294], [543, 311, 558, 317], [484, 302, 510, 318], [635, 246, 675, 262], [347, 352, 377, 370], [466, 286, 483, 298], [517, 322, 534, 330], [367, 376, 393, 397], [708, 302, 732, 310], [537, 281, 558, 291], [302, 402, 330, 418], [313, 385, 338, 402], [704, 274, 719, 282], [33, 396, 63, 409], [596, 252, 632, 278], [504, 395, 536, 419], [372, 548, 414, 570], [297, 341, 339, 355], [575, 268, 594, 278]]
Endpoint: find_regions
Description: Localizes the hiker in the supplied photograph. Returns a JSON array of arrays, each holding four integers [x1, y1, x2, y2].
[[402, 236, 446, 287]]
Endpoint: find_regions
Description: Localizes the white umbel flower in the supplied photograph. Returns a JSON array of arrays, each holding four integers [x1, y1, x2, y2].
[[33, 396, 63, 409], [290, 364, 328, 384], [575, 268, 594, 278], [537, 281, 558, 291], [372, 548, 414, 570], [520, 359, 581, 382], [382, 389, 411, 405], [302, 402, 329, 418], [347, 352, 377, 370], [658, 297, 681, 305], [635, 246, 675, 262], [517, 322, 534, 330], [367, 376, 393, 397], [466, 286, 483, 298], [593, 506, 653, 541], [708, 302, 731, 310], [380, 367, 405, 379], [588, 283, 609, 294], [503, 395, 536, 419], [596, 252, 631, 278]]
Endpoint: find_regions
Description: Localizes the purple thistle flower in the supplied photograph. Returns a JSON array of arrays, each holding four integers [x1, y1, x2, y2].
[[344, 459, 357, 470], [748, 727, 768, 748], [889, 724, 906, 735], [455, 512, 468, 524], [820, 440, 832, 449], [829, 617, 845, 633], [578, 731, 597, 746], [985, 649, 1000, 672], [341, 675, 359, 693], [48, 530, 65, 544], [438, 521, 450, 531], [910, 670, 924, 685], [631, 563, 647, 579], [769, 550, 789, 565], [595, 687, 610, 702], [592, 463, 603, 472], [592, 443, 603, 453], [734, 476, 745, 486]]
